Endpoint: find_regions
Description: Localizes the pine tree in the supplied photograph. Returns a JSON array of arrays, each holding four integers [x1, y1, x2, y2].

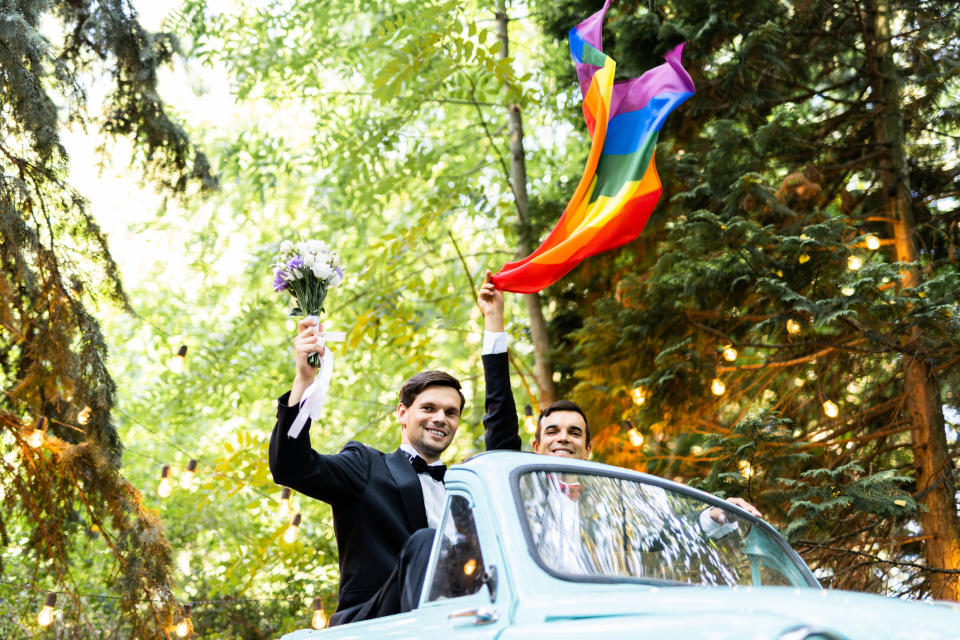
[[536, 0, 960, 599], [1, 0, 213, 635]]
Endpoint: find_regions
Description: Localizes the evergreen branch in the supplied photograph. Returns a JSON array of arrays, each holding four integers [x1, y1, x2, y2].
[[801, 542, 960, 575]]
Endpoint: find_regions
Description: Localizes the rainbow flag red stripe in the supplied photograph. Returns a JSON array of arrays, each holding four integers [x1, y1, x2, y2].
[[491, 0, 694, 293]]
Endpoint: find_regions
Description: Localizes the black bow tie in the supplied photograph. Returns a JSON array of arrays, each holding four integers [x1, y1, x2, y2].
[[410, 455, 446, 483]]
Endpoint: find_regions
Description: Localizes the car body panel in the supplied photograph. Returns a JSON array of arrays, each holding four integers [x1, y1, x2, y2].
[[281, 451, 960, 640]]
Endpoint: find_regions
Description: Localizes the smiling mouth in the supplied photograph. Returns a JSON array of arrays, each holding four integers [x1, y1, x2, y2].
[[550, 448, 574, 456], [426, 427, 447, 439]]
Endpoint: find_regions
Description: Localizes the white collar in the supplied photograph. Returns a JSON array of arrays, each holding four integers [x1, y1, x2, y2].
[[399, 443, 444, 466]]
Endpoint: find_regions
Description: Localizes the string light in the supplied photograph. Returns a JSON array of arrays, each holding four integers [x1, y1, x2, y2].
[[157, 465, 173, 498], [169, 345, 188, 373], [278, 487, 292, 518], [798, 253, 810, 264], [77, 406, 92, 425], [462, 558, 477, 576], [37, 592, 56, 627], [847, 255, 863, 271], [631, 386, 647, 406], [738, 460, 754, 478], [283, 513, 301, 544], [523, 405, 536, 435], [786, 319, 801, 335], [180, 460, 198, 490], [28, 417, 46, 447], [175, 604, 192, 638], [722, 345, 738, 362], [865, 234, 880, 250], [311, 597, 327, 629], [711, 378, 726, 396], [841, 285, 855, 296], [822, 400, 839, 418], [621, 419, 644, 447]]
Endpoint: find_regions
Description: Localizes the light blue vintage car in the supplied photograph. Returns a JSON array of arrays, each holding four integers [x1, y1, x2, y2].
[[283, 451, 960, 639]]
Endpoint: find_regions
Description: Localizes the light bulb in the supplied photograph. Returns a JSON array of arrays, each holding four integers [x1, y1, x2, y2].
[[627, 428, 644, 448], [77, 406, 92, 425], [786, 319, 801, 335], [865, 234, 880, 250], [841, 285, 855, 296], [28, 429, 44, 447], [847, 255, 862, 271], [722, 346, 738, 362], [738, 460, 754, 478], [711, 378, 726, 396], [823, 400, 839, 418], [37, 593, 56, 627], [278, 487, 292, 518], [175, 604, 191, 637], [284, 513, 301, 543], [180, 459, 198, 489], [157, 465, 173, 498], [463, 558, 477, 576], [169, 345, 188, 373], [631, 386, 647, 406], [523, 405, 536, 435], [311, 597, 326, 629]]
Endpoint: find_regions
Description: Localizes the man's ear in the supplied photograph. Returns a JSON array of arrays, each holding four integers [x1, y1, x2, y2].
[[532, 440, 540, 453], [397, 403, 408, 427]]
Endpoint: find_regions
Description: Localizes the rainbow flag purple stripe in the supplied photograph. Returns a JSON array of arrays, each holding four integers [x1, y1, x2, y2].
[[492, 0, 695, 293]]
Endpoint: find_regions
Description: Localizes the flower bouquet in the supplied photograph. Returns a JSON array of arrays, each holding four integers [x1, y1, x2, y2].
[[272, 239, 345, 367]]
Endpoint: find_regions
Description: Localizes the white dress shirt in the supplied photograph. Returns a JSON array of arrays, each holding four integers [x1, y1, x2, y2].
[[482, 331, 509, 355], [399, 443, 446, 529]]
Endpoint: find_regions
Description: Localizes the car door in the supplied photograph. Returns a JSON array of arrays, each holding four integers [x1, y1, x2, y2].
[[410, 490, 510, 638]]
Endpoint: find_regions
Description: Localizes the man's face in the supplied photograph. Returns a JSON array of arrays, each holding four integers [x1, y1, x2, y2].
[[533, 410, 590, 459], [398, 385, 462, 462]]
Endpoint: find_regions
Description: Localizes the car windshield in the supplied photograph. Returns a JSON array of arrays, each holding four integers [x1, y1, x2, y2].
[[517, 470, 814, 588]]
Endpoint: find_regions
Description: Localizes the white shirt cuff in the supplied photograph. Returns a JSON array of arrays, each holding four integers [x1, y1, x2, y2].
[[700, 507, 739, 539], [482, 331, 509, 355]]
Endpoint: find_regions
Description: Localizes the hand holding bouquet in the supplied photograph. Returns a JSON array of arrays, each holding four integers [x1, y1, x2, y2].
[[273, 239, 345, 368]]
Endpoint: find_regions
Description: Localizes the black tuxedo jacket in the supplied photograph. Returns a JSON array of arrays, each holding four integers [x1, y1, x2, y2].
[[269, 362, 520, 613]]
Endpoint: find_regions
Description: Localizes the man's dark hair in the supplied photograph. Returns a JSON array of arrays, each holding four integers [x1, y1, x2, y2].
[[399, 370, 465, 412], [536, 400, 591, 445]]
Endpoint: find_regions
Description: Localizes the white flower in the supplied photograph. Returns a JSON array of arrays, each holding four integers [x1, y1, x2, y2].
[[312, 262, 333, 280], [280, 240, 293, 255], [329, 272, 342, 288], [303, 253, 316, 267], [305, 239, 327, 254]]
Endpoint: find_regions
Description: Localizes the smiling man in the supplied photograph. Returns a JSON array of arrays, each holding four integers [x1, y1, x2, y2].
[[268, 317, 520, 625]]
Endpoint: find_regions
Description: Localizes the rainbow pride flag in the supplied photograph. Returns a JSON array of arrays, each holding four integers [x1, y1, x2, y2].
[[491, 0, 695, 293]]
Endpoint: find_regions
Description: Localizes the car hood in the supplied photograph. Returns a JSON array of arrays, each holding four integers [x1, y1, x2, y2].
[[506, 584, 960, 639]]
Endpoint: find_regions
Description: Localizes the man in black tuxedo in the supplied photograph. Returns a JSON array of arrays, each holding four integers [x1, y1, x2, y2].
[[269, 317, 521, 626]]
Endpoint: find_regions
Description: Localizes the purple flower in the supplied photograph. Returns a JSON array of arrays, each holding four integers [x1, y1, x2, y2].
[[288, 256, 305, 270], [273, 269, 288, 292], [336, 267, 344, 279]]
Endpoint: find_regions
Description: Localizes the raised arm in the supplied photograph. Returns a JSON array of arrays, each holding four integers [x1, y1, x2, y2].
[[479, 271, 521, 451], [269, 317, 368, 504]]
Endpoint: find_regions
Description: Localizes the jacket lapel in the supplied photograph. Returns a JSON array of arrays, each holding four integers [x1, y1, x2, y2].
[[385, 448, 428, 530]]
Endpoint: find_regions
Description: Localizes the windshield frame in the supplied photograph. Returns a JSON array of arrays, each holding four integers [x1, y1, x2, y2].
[[509, 463, 820, 589]]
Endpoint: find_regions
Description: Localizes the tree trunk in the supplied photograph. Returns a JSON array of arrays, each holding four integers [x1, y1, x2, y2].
[[495, 1, 557, 406], [866, 0, 960, 600]]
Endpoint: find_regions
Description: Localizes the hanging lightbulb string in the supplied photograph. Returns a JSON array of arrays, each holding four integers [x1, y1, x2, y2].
[[0, 577, 340, 606]]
